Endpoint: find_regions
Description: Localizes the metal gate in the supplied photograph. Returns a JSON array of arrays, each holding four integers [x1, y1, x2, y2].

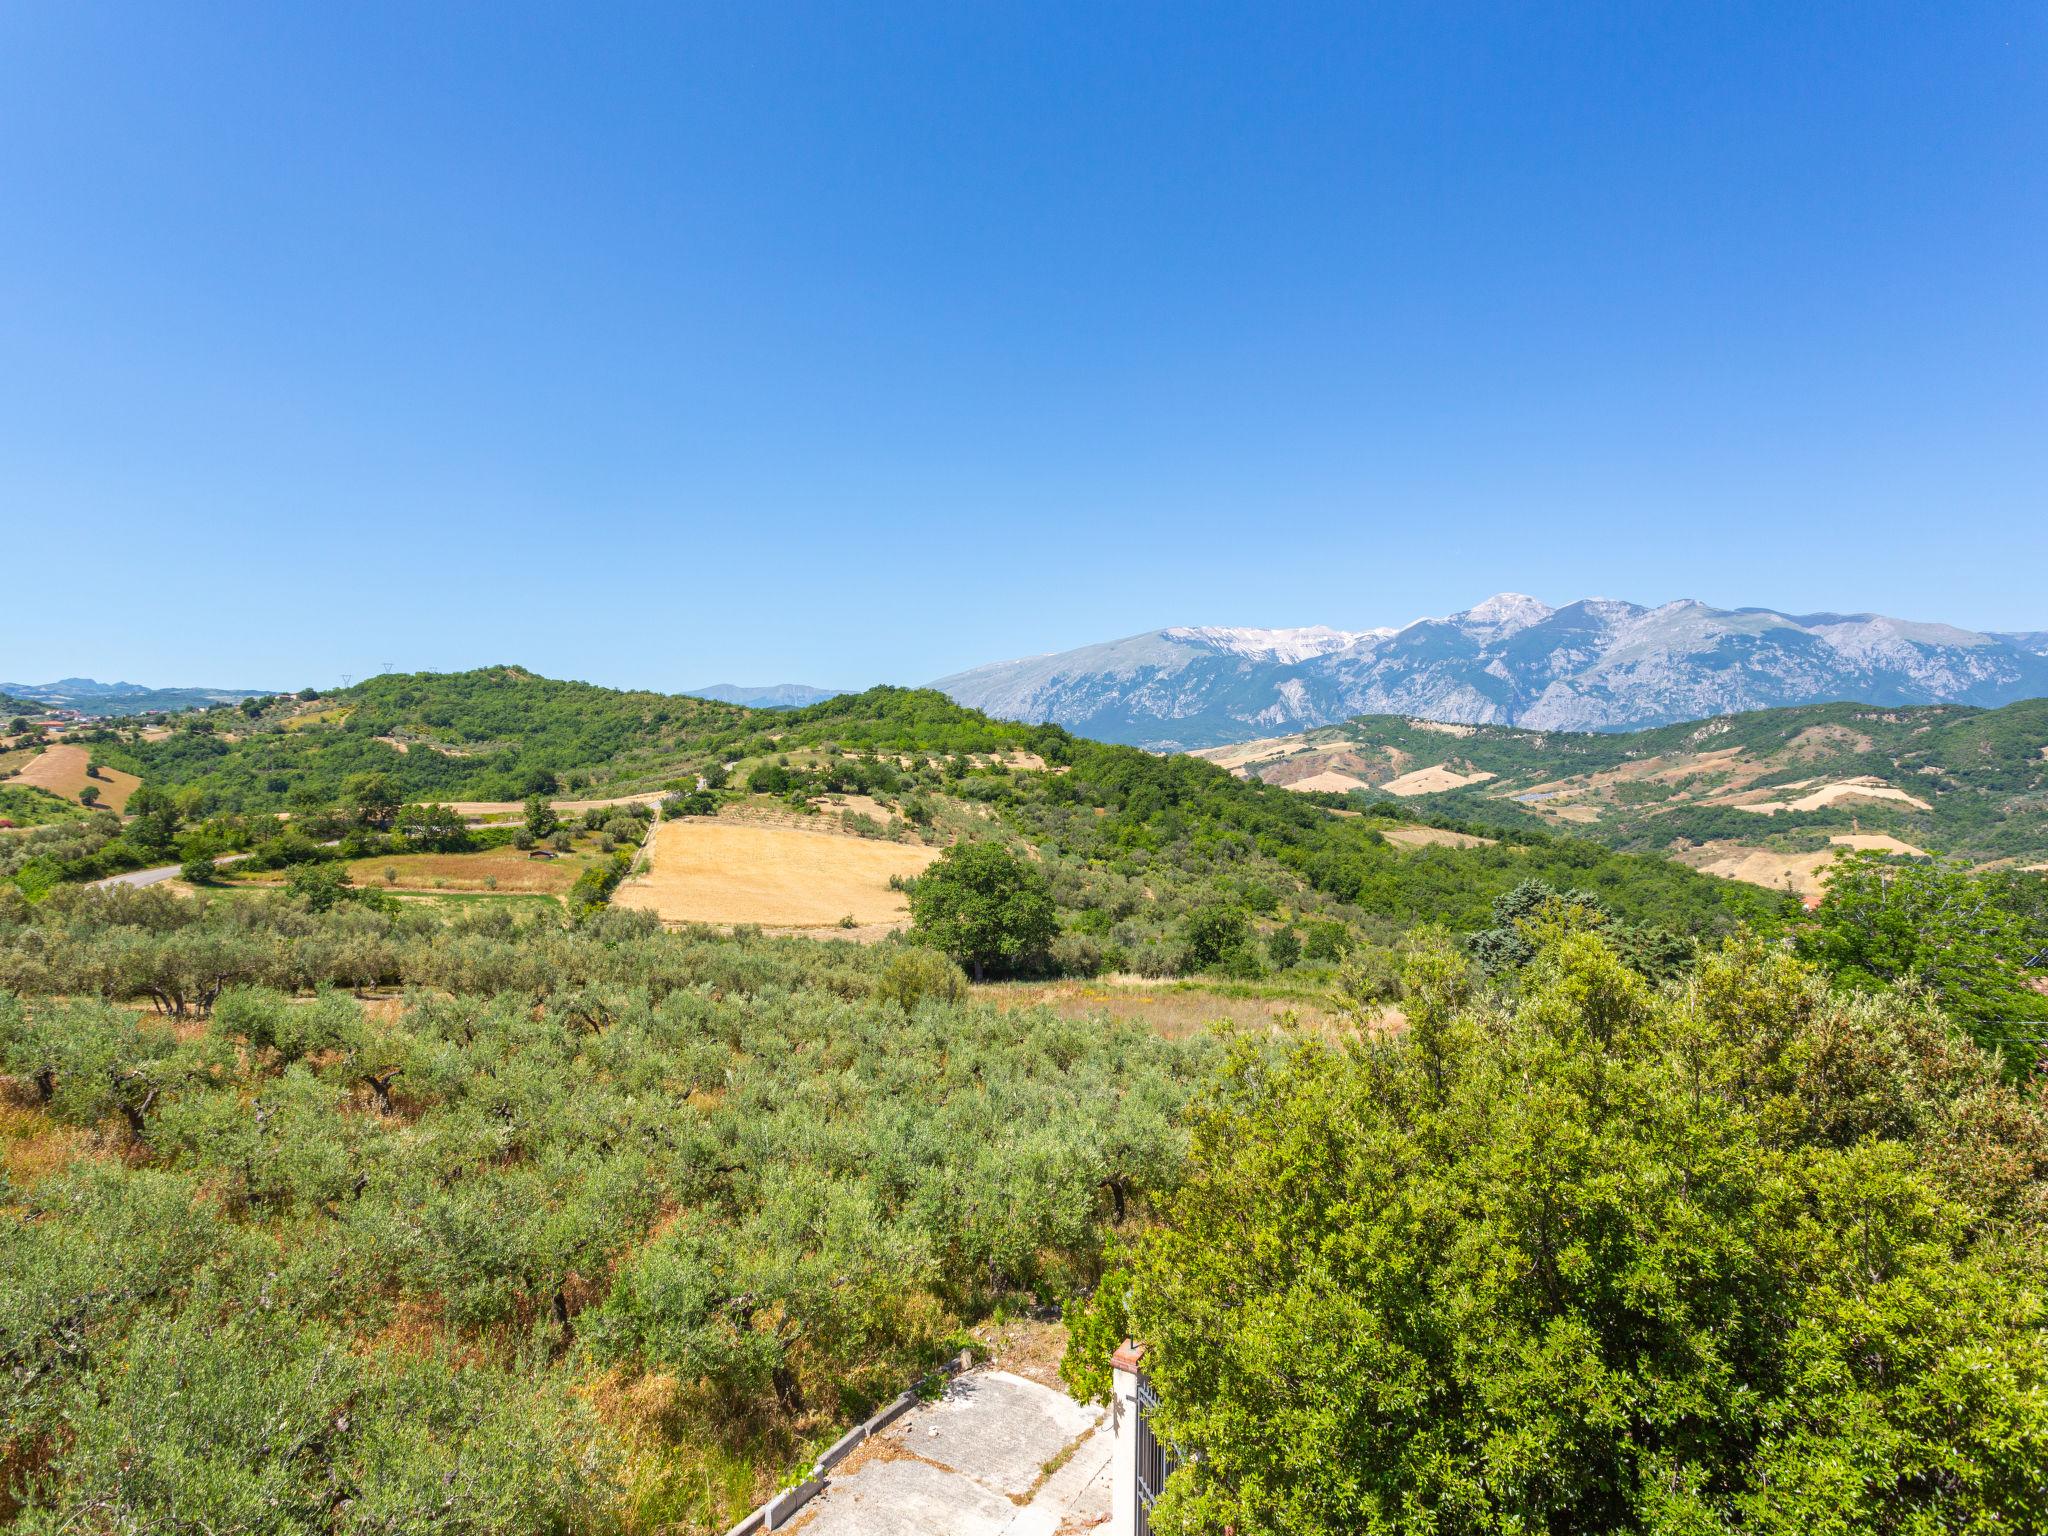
[[1134, 1374, 1178, 1536]]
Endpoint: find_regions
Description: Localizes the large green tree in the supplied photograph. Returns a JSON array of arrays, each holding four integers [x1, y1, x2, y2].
[[1071, 931, 2048, 1534], [908, 840, 1056, 980], [1799, 850, 2048, 1071]]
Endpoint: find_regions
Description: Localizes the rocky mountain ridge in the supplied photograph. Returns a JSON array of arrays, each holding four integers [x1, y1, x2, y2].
[[933, 595, 2048, 749]]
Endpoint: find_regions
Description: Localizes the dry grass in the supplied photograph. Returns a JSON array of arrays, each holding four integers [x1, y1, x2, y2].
[[988, 979, 1356, 1040], [236, 848, 603, 895], [1189, 731, 1325, 772], [1407, 718, 1477, 736], [282, 706, 350, 731], [967, 1316, 1070, 1391], [1380, 825, 1495, 850], [0, 1099, 96, 1187], [433, 793, 666, 817], [1680, 833, 1927, 899], [614, 819, 936, 930], [12, 744, 141, 812]]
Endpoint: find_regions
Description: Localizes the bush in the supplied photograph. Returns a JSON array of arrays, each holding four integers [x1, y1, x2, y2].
[[873, 948, 970, 1011]]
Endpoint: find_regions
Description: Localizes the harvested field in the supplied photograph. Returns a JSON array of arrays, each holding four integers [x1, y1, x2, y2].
[[1407, 719, 1476, 736], [432, 792, 665, 817], [13, 744, 141, 812], [1381, 763, 1495, 797], [1732, 778, 1932, 814], [614, 819, 935, 931], [1380, 825, 1495, 850], [1283, 769, 1373, 795], [233, 848, 607, 895], [1828, 833, 1926, 856], [1685, 833, 1927, 899], [1190, 733, 1323, 772]]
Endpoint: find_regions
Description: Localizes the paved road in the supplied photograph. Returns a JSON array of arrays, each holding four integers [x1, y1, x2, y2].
[[93, 852, 251, 890]]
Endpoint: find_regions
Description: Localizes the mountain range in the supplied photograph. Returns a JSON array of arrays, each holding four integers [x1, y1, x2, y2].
[[684, 683, 846, 709], [0, 677, 265, 716], [932, 595, 2048, 749]]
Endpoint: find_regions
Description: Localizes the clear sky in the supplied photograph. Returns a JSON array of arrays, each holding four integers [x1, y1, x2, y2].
[[2, 2, 2042, 693]]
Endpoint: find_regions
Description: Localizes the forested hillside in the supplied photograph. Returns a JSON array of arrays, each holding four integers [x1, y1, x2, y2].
[[21, 671, 1783, 957], [1206, 698, 2048, 863]]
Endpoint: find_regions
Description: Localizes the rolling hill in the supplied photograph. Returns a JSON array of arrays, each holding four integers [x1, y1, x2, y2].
[[934, 594, 2048, 748], [42, 666, 1784, 943], [1194, 698, 2048, 893]]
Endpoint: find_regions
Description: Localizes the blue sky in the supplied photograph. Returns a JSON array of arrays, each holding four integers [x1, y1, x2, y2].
[[2, 2, 2042, 692]]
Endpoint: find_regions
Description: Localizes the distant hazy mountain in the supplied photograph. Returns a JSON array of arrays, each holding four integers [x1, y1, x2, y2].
[[933, 595, 2048, 749], [685, 683, 845, 709], [0, 678, 264, 716]]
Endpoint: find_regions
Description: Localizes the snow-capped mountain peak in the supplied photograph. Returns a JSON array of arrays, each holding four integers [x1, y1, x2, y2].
[[933, 593, 2048, 750], [1457, 592, 1556, 635], [1162, 625, 1383, 664]]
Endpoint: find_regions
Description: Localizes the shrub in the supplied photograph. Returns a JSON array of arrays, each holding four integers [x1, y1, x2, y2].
[[874, 948, 970, 1011]]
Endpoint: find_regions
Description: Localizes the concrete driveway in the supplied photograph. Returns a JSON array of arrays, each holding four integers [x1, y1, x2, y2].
[[790, 1369, 1110, 1535]]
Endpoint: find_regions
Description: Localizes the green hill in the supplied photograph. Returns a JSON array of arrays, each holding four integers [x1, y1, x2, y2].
[[37, 669, 1781, 954]]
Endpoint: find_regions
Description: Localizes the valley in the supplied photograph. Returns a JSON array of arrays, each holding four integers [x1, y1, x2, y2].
[[1194, 697, 2048, 896]]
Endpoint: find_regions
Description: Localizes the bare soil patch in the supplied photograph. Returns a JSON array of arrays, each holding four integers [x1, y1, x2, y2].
[[13, 745, 141, 812], [615, 820, 935, 930]]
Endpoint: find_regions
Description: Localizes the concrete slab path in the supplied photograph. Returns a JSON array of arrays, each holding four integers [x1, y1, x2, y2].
[[791, 1369, 1111, 1535]]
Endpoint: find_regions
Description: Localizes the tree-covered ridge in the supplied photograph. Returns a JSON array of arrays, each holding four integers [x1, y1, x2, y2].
[[34, 673, 1780, 966], [86, 674, 1053, 812], [1069, 927, 2048, 1533], [1218, 697, 2048, 861], [0, 888, 1205, 1530]]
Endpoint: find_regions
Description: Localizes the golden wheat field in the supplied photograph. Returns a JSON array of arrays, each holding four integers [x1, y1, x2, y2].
[[613, 819, 936, 930], [12, 744, 142, 812]]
